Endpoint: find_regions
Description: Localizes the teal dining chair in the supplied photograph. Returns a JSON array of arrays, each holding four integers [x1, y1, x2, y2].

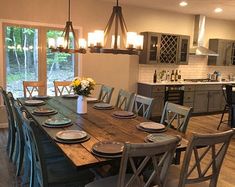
[[132, 94, 154, 119], [160, 101, 193, 134], [86, 136, 181, 187], [16, 106, 95, 187], [115, 89, 135, 111], [166, 130, 234, 187], [0, 87, 16, 162], [7, 92, 25, 176], [98, 84, 114, 103]]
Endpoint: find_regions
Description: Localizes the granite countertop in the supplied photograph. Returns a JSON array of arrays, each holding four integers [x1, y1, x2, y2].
[[138, 81, 235, 86]]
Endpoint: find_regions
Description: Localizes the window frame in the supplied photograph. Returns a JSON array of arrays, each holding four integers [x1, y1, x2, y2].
[[0, 19, 82, 101]]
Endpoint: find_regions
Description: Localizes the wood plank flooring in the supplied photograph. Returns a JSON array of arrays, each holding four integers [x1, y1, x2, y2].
[[0, 114, 234, 187]]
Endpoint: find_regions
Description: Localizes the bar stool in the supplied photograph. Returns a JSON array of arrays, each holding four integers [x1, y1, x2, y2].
[[217, 84, 235, 130]]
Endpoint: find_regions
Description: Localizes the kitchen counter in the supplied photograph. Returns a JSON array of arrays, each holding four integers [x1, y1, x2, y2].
[[138, 81, 235, 86]]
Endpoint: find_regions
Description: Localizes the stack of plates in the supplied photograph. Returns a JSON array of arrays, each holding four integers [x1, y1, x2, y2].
[[32, 107, 57, 116], [62, 94, 78, 98], [24, 99, 45, 106], [93, 103, 113, 110], [87, 97, 99, 102], [55, 130, 90, 144], [145, 133, 181, 146], [112, 111, 136, 119], [136, 122, 166, 133], [92, 141, 124, 158], [43, 117, 72, 128]]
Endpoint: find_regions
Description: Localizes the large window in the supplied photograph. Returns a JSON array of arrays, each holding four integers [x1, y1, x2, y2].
[[5, 26, 39, 97], [4, 24, 78, 98], [46, 30, 75, 95]]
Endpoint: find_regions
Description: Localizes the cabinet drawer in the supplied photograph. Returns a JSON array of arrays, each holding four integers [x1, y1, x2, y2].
[[184, 85, 195, 92], [207, 85, 223, 91], [195, 84, 222, 91], [152, 86, 165, 93], [184, 92, 194, 103], [195, 85, 208, 91]]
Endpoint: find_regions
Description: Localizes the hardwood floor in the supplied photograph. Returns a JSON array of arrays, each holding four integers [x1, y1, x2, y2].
[[0, 114, 234, 187], [0, 128, 18, 187]]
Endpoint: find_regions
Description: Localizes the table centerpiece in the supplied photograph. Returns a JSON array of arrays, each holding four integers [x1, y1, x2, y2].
[[71, 77, 95, 114]]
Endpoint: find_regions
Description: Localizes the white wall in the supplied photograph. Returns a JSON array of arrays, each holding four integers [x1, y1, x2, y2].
[[1, 0, 235, 103]]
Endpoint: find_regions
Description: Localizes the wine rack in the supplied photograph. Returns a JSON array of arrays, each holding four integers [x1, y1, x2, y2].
[[159, 35, 178, 63]]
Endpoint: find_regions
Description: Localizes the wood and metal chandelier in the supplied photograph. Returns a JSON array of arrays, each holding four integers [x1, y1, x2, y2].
[[48, 0, 86, 54], [88, 0, 143, 55]]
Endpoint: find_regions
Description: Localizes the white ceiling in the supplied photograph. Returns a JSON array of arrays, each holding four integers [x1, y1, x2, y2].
[[101, 0, 235, 21]]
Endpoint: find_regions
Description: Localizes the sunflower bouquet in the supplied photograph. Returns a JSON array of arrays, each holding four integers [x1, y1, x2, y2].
[[71, 77, 95, 97]]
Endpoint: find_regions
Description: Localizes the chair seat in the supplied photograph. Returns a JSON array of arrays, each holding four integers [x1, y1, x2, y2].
[[85, 174, 134, 187], [46, 158, 94, 186], [166, 165, 208, 187]]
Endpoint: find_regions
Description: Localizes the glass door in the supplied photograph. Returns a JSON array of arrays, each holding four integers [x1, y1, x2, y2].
[[5, 25, 39, 98], [46, 30, 75, 96]]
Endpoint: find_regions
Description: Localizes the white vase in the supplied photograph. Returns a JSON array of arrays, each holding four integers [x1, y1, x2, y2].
[[77, 95, 87, 114]]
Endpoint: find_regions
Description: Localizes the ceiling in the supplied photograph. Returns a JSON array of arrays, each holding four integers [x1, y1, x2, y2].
[[101, 0, 235, 21]]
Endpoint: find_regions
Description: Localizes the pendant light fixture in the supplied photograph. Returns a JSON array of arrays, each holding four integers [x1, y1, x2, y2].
[[88, 0, 143, 55], [48, 0, 86, 54]]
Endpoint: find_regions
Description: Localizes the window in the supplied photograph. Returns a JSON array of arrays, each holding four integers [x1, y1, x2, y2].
[[3, 23, 79, 98], [5, 26, 39, 97]]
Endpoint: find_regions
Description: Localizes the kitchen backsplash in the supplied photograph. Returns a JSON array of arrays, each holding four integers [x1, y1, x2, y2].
[[139, 56, 235, 82]]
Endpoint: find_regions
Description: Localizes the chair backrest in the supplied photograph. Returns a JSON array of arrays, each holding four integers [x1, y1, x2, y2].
[[23, 81, 45, 98], [117, 136, 181, 187], [132, 94, 154, 119], [0, 87, 15, 130], [224, 84, 235, 105], [53, 80, 73, 96], [115, 89, 135, 111], [16, 107, 46, 187], [98, 85, 114, 103], [160, 101, 192, 133], [178, 130, 234, 187]]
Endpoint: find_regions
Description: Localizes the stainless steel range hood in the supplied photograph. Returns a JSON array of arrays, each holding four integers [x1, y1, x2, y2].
[[189, 15, 218, 56]]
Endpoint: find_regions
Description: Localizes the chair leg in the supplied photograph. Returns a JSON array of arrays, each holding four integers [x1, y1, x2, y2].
[[217, 105, 227, 130], [16, 141, 24, 176]]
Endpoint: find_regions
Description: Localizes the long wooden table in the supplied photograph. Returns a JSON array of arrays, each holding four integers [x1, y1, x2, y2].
[[18, 96, 188, 168]]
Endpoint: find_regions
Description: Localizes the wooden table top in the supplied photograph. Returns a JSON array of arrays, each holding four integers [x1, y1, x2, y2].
[[18, 96, 188, 168]]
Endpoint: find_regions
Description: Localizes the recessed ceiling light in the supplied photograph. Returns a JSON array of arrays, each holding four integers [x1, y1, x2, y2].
[[214, 7, 223, 13], [179, 1, 188, 7]]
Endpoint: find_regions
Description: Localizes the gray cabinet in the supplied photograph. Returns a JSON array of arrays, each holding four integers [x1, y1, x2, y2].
[[178, 35, 190, 65], [194, 91, 208, 113], [139, 32, 161, 64], [137, 83, 165, 117], [139, 32, 190, 65], [183, 85, 195, 111], [193, 85, 224, 114], [208, 39, 235, 66], [137, 83, 224, 116], [208, 90, 223, 112]]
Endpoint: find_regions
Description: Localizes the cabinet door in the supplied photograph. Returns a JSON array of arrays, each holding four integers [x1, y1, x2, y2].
[[139, 32, 160, 64], [208, 91, 223, 112], [178, 35, 190, 65], [152, 92, 165, 116], [193, 91, 208, 113]]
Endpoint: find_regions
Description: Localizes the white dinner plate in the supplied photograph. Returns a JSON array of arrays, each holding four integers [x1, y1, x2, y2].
[[139, 122, 165, 130], [45, 118, 72, 126], [56, 130, 87, 141], [25, 99, 45, 105]]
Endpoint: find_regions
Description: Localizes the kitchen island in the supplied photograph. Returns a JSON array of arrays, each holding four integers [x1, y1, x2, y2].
[[137, 81, 235, 118]]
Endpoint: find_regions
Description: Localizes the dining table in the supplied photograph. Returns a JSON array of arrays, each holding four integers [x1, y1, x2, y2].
[[18, 96, 188, 169]]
